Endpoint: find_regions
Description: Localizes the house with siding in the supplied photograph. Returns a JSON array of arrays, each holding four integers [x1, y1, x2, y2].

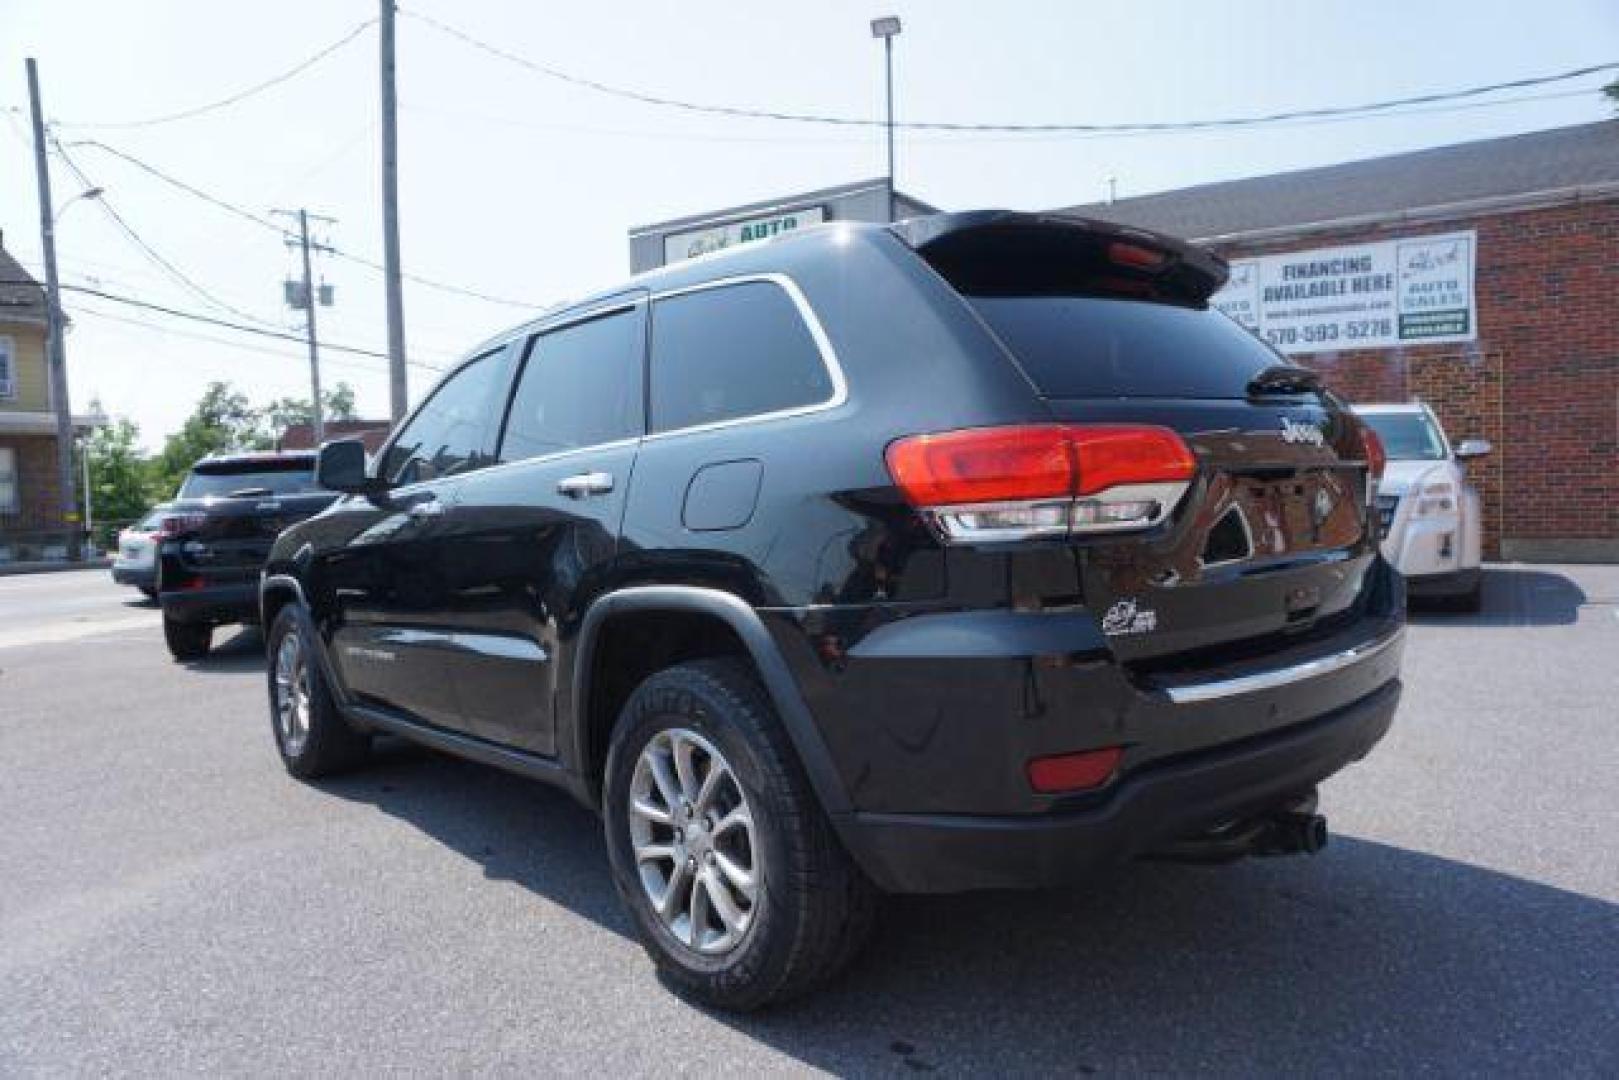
[[0, 234, 104, 563]]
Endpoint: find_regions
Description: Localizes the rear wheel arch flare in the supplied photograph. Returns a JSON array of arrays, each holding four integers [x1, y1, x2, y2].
[[572, 587, 852, 816]]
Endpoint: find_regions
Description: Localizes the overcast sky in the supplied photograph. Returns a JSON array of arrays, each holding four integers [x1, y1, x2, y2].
[[3, 0, 1616, 449]]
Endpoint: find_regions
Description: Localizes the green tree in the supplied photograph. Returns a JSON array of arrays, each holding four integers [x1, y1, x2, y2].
[[259, 381, 359, 438], [83, 402, 159, 545], [155, 381, 268, 495]]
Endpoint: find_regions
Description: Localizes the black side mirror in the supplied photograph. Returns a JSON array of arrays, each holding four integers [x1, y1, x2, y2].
[[317, 439, 382, 495]]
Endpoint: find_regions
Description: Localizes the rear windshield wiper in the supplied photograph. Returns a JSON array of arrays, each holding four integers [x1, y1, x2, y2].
[[1246, 364, 1322, 397], [225, 486, 275, 498]]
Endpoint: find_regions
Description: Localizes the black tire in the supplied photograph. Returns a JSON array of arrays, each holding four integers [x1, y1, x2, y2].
[[139, 586, 157, 600], [603, 658, 877, 1011], [163, 616, 211, 661], [265, 606, 370, 779]]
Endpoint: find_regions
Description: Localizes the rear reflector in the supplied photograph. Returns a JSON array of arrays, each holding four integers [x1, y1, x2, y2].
[[886, 425, 1196, 542], [1027, 747, 1124, 794]]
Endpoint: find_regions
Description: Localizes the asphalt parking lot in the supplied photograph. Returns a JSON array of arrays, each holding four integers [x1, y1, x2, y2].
[[1, 567, 1615, 1075]]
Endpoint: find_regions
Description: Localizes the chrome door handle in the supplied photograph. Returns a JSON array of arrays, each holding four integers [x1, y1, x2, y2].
[[557, 471, 615, 498], [407, 498, 444, 518]]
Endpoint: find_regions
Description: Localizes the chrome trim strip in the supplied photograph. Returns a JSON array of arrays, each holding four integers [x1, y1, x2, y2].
[[1160, 626, 1404, 704]]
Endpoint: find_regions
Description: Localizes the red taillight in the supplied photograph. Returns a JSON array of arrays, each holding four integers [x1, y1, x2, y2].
[[885, 425, 1073, 506], [1360, 425, 1387, 487], [1027, 746, 1124, 794], [1069, 426, 1197, 496], [886, 425, 1196, 542], [156, 512, 207, 540]]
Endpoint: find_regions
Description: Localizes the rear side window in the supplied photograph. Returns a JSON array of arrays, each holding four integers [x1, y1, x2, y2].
[[381, 347, 506, 484], [500, 309, 643, 462], [968, 296, 1280, 400], [650, 281, 834, 434]]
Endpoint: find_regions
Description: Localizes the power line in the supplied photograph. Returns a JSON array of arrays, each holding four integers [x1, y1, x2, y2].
[[53, 19, 378, 130], [71, 303, 412, 378], [406, 9, 1618, 134], [50, 138, 287, 329], [403, 84, 1601, 148], [65, 136, 543, 309], [0, 278, 447, 371], [66, 138, 287, 233], [325, 244, 538, 308]]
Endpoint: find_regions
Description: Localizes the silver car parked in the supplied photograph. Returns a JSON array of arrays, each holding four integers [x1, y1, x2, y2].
[[110, 504, 172, 598]]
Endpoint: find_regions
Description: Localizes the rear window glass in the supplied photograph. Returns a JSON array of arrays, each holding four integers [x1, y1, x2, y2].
[[180, 462, 320, 499], [968, 296, 1281, 399]]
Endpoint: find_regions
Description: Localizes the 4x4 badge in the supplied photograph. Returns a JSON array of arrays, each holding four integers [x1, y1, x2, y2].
[[1101, 598, 1157, 636]]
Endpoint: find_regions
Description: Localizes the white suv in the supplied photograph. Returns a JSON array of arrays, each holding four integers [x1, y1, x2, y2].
[[1353, 402, 1489, 610]]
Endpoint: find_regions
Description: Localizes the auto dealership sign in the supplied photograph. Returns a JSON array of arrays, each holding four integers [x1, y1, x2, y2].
[[663, 206, 826, 265], [1212, 230, 1477, 354]]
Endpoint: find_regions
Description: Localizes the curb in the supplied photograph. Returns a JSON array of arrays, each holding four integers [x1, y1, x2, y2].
[[0, 558, 113, 577]]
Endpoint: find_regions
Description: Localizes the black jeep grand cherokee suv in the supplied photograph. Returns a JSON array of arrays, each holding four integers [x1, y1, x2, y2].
[[158, 451, 336, 660], [261, 211, 1403, 1009]]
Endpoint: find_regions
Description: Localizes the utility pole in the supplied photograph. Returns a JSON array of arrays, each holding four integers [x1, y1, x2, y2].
[[296, 210, 324, 444], [25, 58, 82, 560], [379, 0, 408, 423], [274, 209, 335, 444], [870, 17, 902, 223]]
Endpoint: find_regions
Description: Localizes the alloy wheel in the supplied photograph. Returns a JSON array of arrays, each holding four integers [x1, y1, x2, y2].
[[273, 632, 312, 758], [627, 728, 760, 955]]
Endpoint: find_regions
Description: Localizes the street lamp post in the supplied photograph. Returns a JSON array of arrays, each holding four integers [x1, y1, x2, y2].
[[54, 186, 104, 224], [870, 16, 902, 223], [54, 185, 104, 553]]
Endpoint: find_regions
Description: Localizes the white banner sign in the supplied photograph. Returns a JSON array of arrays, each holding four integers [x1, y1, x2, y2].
[[663, 206, 826, 265], [1212, 230, 1477, 354]]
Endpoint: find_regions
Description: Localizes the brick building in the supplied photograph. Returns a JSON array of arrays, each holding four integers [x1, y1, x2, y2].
[[0, 237, 104, 564], [1066, 121, 1619, 561], [277, 419, 392, 454]]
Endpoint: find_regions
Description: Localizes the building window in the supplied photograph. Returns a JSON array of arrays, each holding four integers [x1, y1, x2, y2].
[[0, 336, 15, 399], [0, 447, 18, 514]]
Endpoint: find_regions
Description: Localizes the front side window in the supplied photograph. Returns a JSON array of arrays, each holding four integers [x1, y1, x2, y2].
[[0, 447, 17, 512], [500, 309, 643, 462], [649, 281, 834, 434], [381, 348, 507, 484]]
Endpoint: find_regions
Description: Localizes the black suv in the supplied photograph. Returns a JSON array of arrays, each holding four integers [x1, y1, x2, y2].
[[157, 451, 337, 660], [261, 211, 1404, 1009]]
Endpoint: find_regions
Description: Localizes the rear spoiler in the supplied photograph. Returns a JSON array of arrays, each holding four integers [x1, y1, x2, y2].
[[890, 210, 1229, 305]]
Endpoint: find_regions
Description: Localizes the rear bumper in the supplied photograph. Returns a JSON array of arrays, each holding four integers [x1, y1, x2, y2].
[[158, 582, 258, 624], [111, 565, 155, 589], [838, 677, 1400, 893]]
